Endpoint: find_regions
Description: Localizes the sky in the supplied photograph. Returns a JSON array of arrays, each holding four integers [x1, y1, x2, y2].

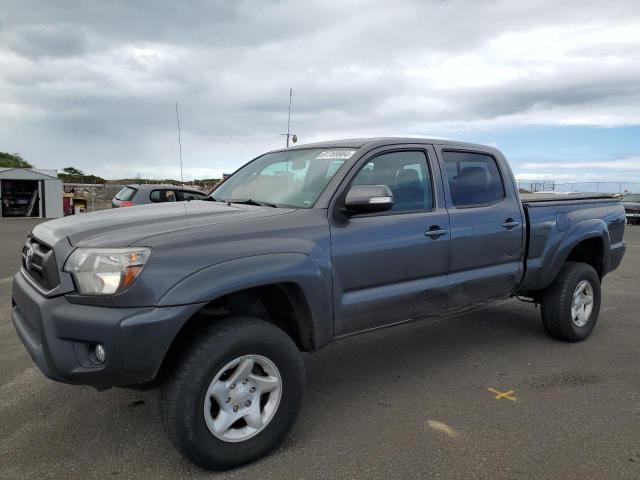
[[1, 0, 639, 185]]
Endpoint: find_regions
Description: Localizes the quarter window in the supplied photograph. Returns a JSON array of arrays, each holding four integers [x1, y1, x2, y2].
[[115, 186, 137, 201], [442, 151, 505, 207], [149, 190, 162, 202], [351, 151, 432, 212]]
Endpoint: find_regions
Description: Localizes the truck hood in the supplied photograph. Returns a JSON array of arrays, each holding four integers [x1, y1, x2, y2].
[[623, 201, 640, 210], [32, 200, 294, 247]]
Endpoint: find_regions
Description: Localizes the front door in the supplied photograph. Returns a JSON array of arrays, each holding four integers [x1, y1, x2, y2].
[[330, 146, 451, 336]]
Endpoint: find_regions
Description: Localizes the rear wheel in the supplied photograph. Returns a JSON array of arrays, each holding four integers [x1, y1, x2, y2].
[[160, 317, 305, 470], [541, 261, 601, 342]]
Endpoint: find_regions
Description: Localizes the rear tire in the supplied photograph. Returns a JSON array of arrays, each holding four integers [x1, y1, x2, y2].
[[541, 261, 601, 342], [160, 317, 305, 470]]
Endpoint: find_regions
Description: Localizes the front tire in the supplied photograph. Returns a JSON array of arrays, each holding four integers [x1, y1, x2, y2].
[[541, 261, 601, 342], [160, 317, 305, 470]]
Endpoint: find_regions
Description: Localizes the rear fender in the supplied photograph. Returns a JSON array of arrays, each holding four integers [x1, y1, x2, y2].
[[538, 219, 609, 289]]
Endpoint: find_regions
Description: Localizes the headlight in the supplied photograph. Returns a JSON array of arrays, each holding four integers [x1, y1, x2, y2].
[[64, 247, 151, 295]]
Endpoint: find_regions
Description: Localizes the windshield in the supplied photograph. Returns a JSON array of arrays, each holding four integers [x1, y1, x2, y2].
[[624, 194, 640, 202], [211, 148, 354, 208]]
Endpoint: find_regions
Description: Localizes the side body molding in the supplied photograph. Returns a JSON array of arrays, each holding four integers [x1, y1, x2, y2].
[[157, 253, 334, 348]]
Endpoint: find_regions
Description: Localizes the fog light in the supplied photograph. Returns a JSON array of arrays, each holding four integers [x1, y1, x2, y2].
[[94, 344, 106, 363]]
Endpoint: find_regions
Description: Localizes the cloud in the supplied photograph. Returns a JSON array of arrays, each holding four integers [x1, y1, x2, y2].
[[5, 25, 88, 59], [520, 156, 640, 172], [515, 154, 640, 182], [0, 0, 639, 179]]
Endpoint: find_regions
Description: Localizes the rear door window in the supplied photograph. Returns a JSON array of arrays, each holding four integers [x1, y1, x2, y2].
[[165, 190, 177, 202], [150, 189, 178, 203], [442, 151, 505, 207]]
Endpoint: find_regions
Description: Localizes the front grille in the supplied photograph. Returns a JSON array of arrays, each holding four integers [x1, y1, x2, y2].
[[22, 237, 60, 291]]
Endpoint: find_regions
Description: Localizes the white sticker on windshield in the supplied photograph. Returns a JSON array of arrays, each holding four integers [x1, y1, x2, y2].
[[316, 150, 356, 160]]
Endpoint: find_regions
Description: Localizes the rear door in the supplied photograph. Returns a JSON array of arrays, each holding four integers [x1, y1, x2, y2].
[[436, 148, 524, 307], [330, 145, 451, 336]]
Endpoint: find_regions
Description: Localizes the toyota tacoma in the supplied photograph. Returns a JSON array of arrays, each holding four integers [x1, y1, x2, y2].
[[11, 138, 626, 470]]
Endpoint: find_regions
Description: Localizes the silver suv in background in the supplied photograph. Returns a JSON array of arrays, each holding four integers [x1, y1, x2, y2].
[[112, 184, 207, 208]]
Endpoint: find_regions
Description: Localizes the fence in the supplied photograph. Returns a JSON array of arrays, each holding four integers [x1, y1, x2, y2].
[[516, 181, 640, 194]]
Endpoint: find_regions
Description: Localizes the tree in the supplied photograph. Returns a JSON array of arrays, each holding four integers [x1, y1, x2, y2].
[[0, 152, 32, 168], [63, 166, 84, 176]]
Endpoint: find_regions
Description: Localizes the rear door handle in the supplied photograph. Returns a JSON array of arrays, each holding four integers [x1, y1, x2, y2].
[[502, 219, 521, 229], [425, 226, 448, 239]]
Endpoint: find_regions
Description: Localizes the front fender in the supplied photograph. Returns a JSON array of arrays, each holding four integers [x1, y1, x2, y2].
[[538, 219, 610, 289], [157, 253, 333, 347]]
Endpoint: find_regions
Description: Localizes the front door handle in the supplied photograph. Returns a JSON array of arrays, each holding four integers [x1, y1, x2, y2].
[[502, 219, 521, 229], [425, 226, 448, 239]]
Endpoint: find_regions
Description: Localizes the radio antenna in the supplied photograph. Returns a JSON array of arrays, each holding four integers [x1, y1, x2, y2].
[[280, 88, 297, 147], [175, 101, 184, 185], [286, 88, 293, 147]]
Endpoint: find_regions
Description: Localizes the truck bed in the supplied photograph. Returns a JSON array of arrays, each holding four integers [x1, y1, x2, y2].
[[518, 193, 625, 293]]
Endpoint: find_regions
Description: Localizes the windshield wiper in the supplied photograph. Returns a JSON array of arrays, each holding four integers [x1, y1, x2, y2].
[[226, 198, 279, 208], [204, 196, 224, 202]]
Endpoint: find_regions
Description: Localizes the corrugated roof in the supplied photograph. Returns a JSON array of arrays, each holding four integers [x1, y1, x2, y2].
[[0, 168, 58, 178]]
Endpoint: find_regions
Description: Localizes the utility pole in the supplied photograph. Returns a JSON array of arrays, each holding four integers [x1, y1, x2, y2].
[[175, 101, 184, 185], [280, 88, 297, 147]]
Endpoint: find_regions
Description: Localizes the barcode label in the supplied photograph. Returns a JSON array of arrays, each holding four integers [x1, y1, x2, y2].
[[316, 150, 356, 160]]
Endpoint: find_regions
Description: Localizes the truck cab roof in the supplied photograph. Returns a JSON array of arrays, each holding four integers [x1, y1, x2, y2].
[[282, 137, 500, 153]]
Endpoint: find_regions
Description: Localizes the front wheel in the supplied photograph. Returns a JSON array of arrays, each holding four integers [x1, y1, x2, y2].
[[541, 261, 601, 342], [160, 317, 305, 470]]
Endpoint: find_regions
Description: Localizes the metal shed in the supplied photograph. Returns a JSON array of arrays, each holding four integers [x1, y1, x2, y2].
[[0, 168, 64, 219]]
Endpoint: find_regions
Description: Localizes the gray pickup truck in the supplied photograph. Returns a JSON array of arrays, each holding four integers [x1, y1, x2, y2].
[[11, 138, 626, 470]]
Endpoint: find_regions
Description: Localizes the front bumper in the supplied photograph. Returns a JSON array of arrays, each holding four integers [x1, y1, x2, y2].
[[12, 270, 204, 387]]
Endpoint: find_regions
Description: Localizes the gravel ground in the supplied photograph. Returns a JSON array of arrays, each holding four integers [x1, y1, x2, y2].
[[1, 218, 639, 479]]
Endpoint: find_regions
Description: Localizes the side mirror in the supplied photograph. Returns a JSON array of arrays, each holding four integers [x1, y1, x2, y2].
[[344, 185, 394, 214]]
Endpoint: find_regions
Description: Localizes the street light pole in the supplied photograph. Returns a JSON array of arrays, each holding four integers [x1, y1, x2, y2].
[[175, 101, 184, 186]]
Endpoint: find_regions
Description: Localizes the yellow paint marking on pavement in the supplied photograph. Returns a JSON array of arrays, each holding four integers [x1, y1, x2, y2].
[[427, 420, 457, 437], [488, 388, 517, 401]]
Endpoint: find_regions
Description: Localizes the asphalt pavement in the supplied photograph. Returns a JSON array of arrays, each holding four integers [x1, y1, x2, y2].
[[1, 218, 639, 479]]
